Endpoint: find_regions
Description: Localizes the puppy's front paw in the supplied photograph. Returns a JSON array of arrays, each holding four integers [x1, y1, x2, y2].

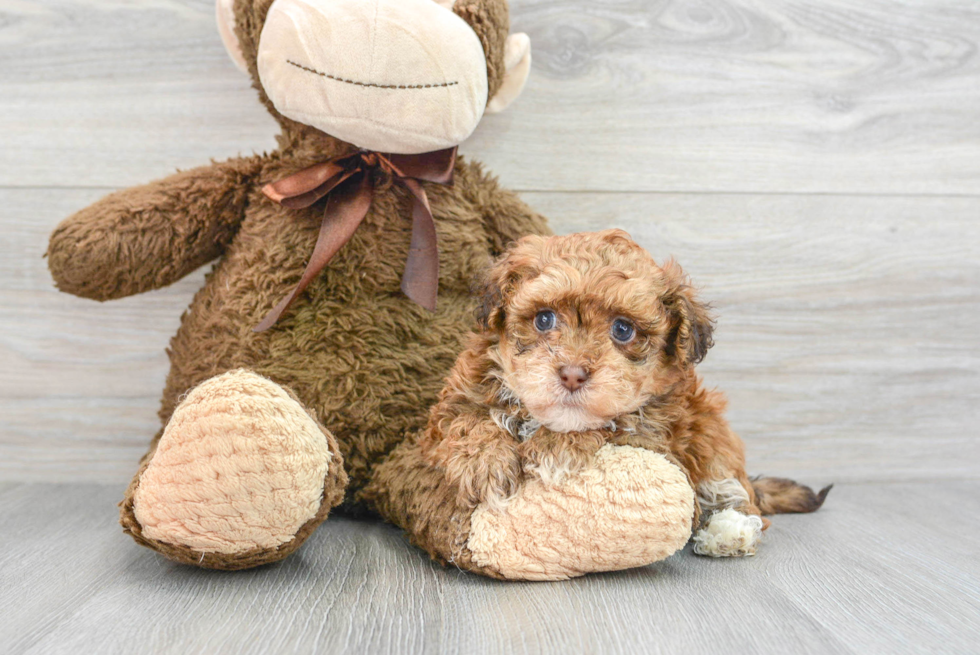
[[692, 508, 763, 557], [443, 441, 522, 510], [519, 428, 605, 485]]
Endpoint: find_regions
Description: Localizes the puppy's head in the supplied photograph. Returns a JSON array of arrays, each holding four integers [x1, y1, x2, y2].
[[478, 230, 714, 433]]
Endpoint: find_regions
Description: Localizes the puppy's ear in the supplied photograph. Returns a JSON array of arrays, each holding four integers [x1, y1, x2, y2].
[[661, 259, 714, 366], [475, 235, 546, 333], [475, 269, 506, 332]]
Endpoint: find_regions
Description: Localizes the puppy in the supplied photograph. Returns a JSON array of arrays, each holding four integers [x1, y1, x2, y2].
[[421, 229, 830, 557]]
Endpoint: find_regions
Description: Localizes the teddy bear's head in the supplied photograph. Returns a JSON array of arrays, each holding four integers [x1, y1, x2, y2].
[[216, 0, 531, 153]]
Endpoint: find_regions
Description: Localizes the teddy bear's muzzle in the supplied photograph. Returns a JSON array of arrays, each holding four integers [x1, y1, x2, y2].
[[256, 0, 490, 154]]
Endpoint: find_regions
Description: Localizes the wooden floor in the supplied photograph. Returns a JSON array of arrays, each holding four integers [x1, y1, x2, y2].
[[3, 0, 980, 653], [2, 481, 978, 655]]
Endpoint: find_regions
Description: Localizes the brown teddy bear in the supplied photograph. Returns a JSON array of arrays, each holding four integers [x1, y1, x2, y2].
[[45, 0, 697, 580]]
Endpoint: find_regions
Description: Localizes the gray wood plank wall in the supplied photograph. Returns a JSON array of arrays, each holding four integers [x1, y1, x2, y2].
[[2, 0, 978, 485]]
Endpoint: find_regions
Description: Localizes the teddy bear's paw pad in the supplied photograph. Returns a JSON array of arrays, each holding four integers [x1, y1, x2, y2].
[[132, 370, 333, 555], [692, 508, 763, 558], [466, 444, 695, 580]]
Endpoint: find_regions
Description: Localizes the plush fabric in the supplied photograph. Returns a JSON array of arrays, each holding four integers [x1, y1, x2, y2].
[[363, 440, 697, 581], [466, 445, 696, 581], [485, 32, 530, 114], [119, 371, 349, 571], [225, 0, 528, 152], [133, 370, 335, 555], [217, 0, 248, 72], [47, 158, 263, 301], [258, 0, 489, 153], [47, 0, 699, 578]]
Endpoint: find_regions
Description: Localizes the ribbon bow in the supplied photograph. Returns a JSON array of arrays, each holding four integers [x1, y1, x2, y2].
[[255, 146, 457, 332]]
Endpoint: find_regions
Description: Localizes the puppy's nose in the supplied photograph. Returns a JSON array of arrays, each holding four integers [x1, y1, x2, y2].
[[559, 365, 589, 392]]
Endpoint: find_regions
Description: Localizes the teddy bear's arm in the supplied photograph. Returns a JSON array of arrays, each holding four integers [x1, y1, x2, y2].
[[366, 431, 697, 581], [46, 155, 264, 301]]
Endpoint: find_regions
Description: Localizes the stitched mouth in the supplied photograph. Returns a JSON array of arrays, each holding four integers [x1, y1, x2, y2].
[[287, 60, 458, 90]]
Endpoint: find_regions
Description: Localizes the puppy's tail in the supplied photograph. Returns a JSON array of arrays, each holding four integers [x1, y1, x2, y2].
[[751, 476, 832, 515]]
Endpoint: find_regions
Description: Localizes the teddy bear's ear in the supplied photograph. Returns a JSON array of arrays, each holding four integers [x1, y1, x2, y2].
[[486, 32, 532, 114], [216, 0, 249, 73]]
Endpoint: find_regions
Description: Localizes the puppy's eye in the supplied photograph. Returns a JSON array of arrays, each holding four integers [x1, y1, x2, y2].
[[611, 318, 636, 343], [534, 310, 557, 332]]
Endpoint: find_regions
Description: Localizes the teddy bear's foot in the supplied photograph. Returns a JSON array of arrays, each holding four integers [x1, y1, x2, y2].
[[120, 369, 348, 570], [464, 444, 695, 580], [366, 442, 695, 581]]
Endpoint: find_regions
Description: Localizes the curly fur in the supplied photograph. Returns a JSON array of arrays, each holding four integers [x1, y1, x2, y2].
[[420, 230, 829, 551]]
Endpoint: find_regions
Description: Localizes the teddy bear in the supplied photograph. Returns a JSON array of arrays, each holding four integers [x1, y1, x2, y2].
[[45, 0, 697, 580]]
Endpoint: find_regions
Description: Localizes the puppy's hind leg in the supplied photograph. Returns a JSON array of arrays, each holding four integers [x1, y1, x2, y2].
[[692, 478, 764, 558]]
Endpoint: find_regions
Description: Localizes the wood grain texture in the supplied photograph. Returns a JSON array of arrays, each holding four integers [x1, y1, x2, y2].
[[4, 187, 977, 483], [3, 2, 979, 653], [1, 481, 978, 654], [532, 192, 980, 483], [1, 0, 979, 193]]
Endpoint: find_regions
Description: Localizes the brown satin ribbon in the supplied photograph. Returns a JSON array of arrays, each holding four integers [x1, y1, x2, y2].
[[255, 146, 456, 332]]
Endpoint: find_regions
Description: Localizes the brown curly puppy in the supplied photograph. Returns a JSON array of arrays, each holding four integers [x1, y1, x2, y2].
[[422, 229, 830, 557]]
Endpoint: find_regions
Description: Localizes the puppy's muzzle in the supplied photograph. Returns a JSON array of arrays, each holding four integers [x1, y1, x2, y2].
[[558, 365, 589, 392]]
